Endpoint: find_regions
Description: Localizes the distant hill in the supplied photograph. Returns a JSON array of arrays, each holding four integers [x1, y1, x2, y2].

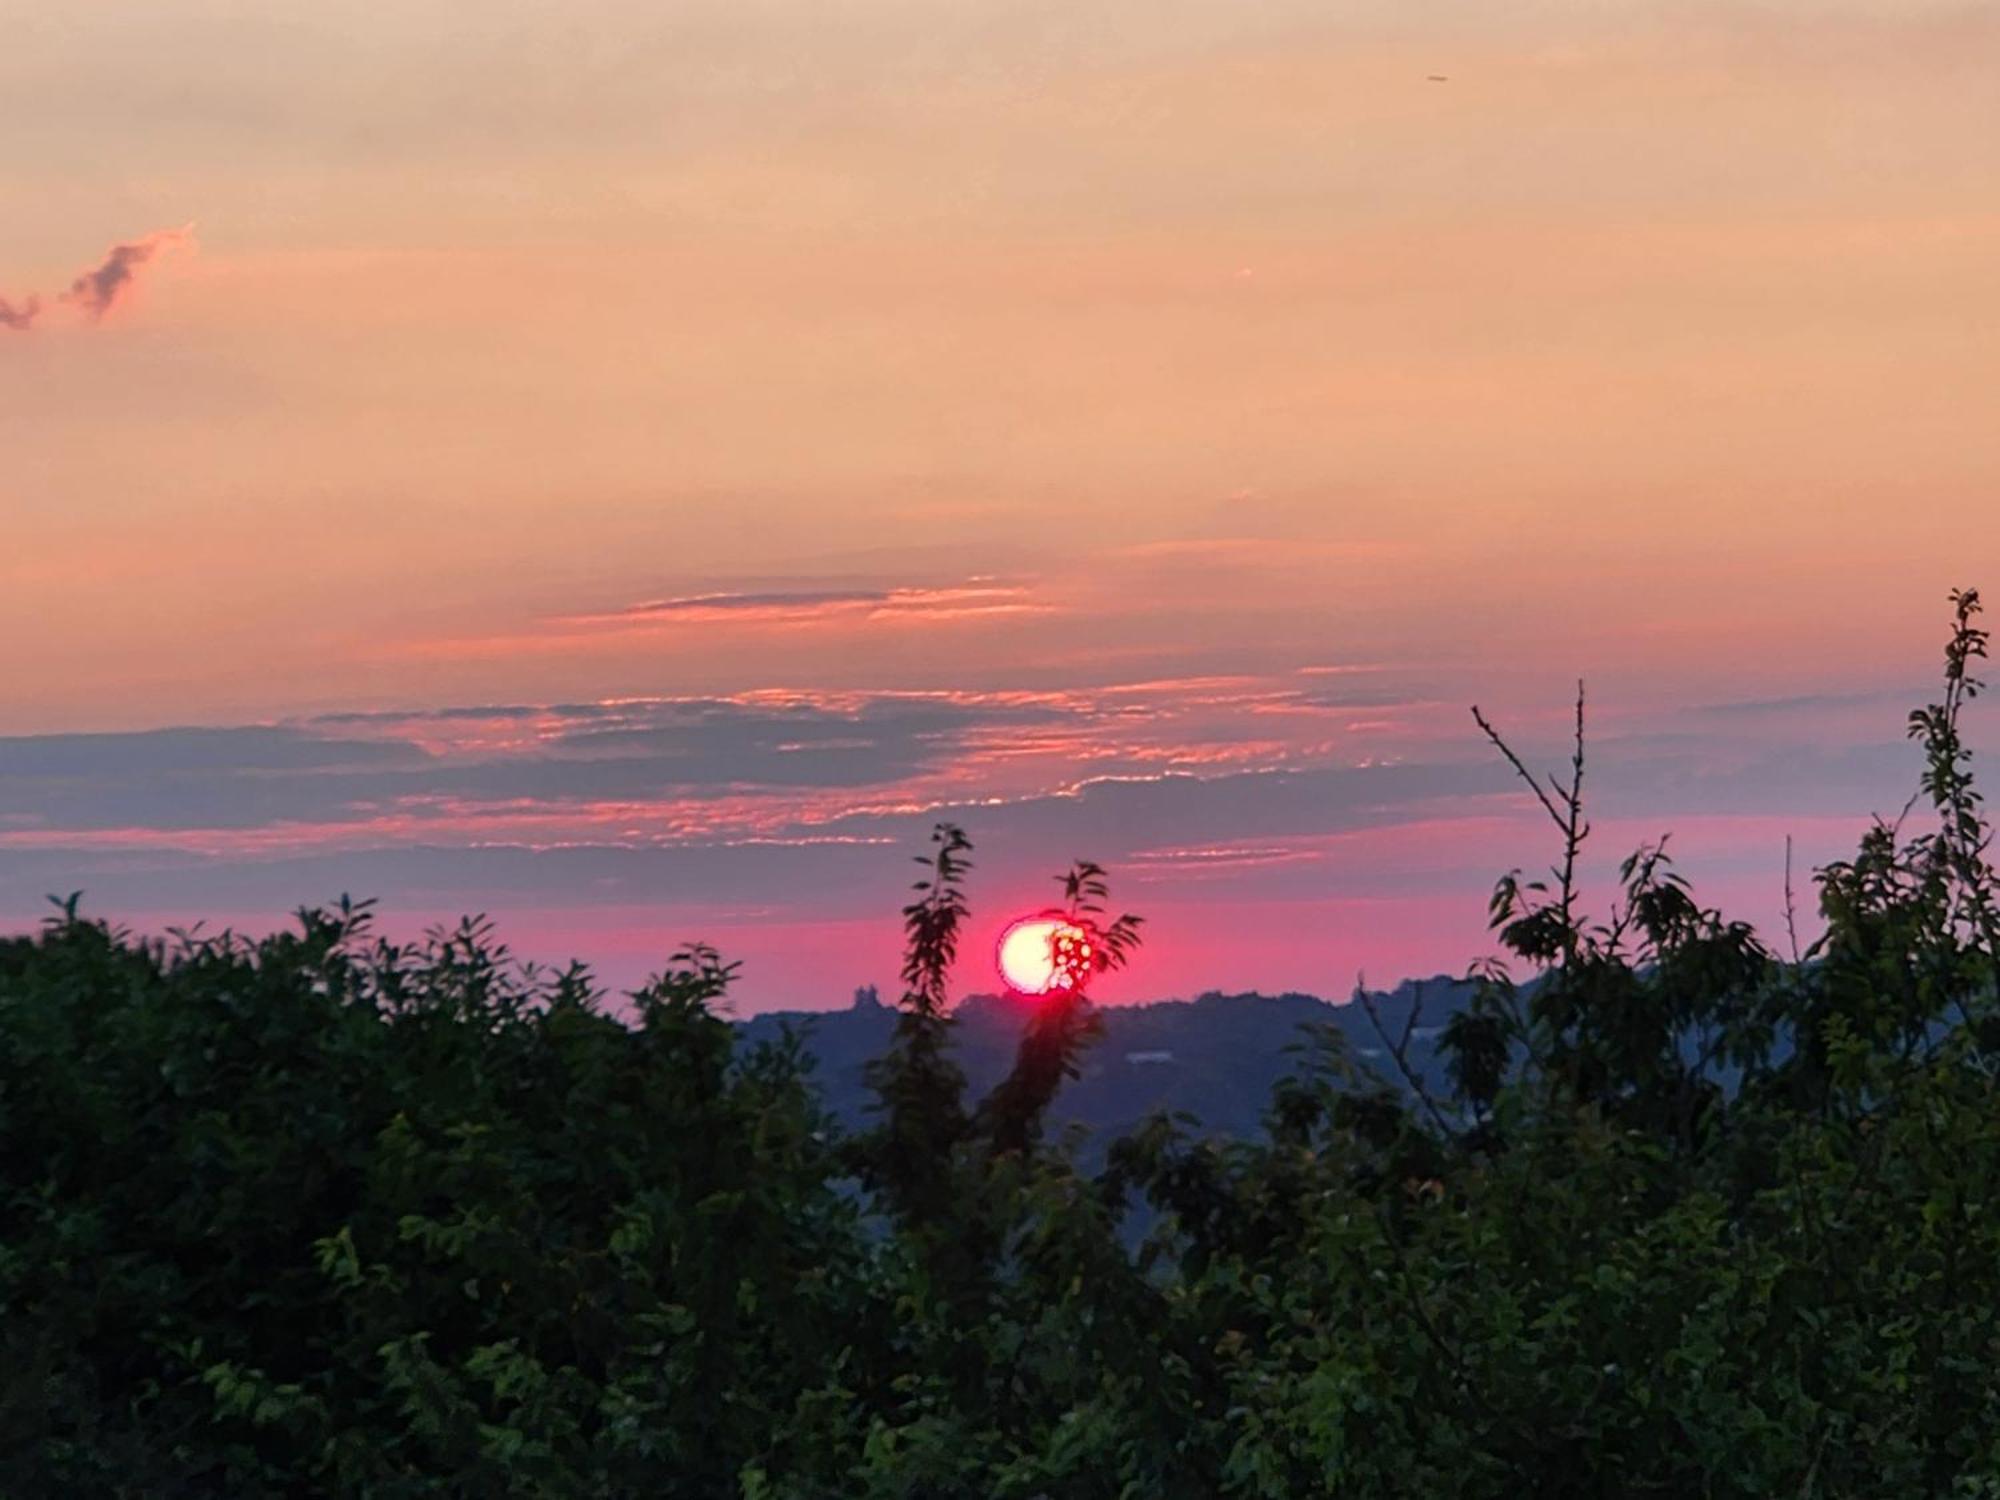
[[736, 977, 1476, 1144]]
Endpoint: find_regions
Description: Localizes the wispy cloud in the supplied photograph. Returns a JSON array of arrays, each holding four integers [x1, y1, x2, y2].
[[62, 225, 196, 320], [1690, 688, 1919, 718], [2, 225, 195, 331], [603, 588, 885, 619], [388, 580, 1055, 664], [563, 580, 1045, 628]]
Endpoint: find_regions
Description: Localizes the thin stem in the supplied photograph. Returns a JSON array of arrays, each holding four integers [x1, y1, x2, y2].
[[1356, 976, 1459, 1139], [1784, 835, 1803, 967]]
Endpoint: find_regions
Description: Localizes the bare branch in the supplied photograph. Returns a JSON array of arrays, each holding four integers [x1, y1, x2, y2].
[[1470, 705, 1568, 833]]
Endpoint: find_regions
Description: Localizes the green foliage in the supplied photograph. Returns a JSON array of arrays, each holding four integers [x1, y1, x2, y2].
[[0, 913, 862, 1495], [6, 590, 2000, 1495]]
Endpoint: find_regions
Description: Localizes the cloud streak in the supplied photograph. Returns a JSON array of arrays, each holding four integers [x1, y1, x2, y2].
[[566, 581, 1044, 628], [1, 226, 195, 331]]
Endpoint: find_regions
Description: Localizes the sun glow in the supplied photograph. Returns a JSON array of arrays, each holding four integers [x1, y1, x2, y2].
[[997, 914, 1094, 996]]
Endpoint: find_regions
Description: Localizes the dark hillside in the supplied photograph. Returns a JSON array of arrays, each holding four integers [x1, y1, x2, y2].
[[738, 977, 1473, 1141]]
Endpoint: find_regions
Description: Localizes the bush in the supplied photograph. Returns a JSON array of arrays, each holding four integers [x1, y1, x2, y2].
[[0, 920, 861, 1494]]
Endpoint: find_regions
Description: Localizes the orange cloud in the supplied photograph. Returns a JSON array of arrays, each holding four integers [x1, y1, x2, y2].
[[563, 581, 1044, 628]]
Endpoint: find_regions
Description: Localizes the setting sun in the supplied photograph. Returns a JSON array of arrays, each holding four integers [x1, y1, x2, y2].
[[997, 914, 1094, 995]]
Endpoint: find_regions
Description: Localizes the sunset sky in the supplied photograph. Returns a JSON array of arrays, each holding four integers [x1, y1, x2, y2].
[[4, 0, 1997, 1008]]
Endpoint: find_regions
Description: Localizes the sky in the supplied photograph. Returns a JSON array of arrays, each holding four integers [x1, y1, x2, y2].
[[3, 0, 1997, 1009]]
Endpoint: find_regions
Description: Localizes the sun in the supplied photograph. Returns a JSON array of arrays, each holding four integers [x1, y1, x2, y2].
[[997, 914, 1095, 996]]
